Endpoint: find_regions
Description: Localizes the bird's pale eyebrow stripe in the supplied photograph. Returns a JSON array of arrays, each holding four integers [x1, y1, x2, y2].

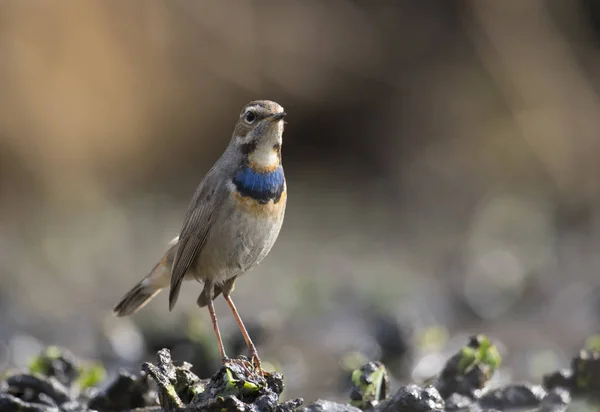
[[244, 105, 262, 114]]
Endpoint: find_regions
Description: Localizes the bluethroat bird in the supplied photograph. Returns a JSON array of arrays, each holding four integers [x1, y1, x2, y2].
[[113, 100, 288, 374]]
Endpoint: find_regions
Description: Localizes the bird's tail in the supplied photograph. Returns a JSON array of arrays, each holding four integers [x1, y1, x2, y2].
[[113, 237, 179, 317]]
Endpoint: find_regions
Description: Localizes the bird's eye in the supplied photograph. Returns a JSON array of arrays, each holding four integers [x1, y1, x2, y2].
[[244, 111, 256, 124]]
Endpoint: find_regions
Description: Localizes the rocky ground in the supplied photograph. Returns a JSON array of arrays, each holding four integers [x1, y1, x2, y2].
[[0, 335, 598, 412]]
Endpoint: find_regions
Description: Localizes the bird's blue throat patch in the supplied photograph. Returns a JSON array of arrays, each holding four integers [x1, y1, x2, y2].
[[233, 165, 285, 204]]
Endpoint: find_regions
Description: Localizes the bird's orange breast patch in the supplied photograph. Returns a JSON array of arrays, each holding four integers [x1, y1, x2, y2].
[[232, 189, 286, 218]]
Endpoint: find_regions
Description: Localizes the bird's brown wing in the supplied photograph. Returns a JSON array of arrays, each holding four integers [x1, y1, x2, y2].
[[168, 173, 225, 310]]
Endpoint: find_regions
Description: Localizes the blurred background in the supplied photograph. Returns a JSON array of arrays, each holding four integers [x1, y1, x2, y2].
[[1, 0, 600, 403]]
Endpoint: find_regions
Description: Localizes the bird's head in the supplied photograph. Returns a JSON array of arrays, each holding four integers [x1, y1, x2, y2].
[[231, 100, 286, 172]]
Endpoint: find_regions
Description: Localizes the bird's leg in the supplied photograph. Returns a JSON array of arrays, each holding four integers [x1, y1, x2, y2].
[[199, 283, 228, 363], [207, 300, 228, 362], [223, 293, 262, 375]]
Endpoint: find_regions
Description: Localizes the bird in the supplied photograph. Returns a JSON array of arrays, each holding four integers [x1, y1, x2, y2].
[[113, 100, 288, 374]]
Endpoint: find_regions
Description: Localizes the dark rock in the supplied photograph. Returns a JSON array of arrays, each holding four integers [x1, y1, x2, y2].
[[142, 348, 303, 412], [143, 352, 185, 410], [266, 371, 286, 395], [253, 391, 279, 412], [88, 370, 156, 411], [571, 348, 600, 396], [434, 335, 501, 399], [444, 393, 473, 410], [542, 369, 574, 392], [145, 324, 222, 378], [276, 397, 305, 412], [376, 384, 444, 412], [0, 393, 59, 412], [157, 348, 178, 382], [3, 337, 596, 412], [37, 393, 58, 407], [186, 394, 248, 412], [542, 345, 600, 401], [174, 361, 203, 404], [186, 394, 303, 412], [477, 383, 546, 410], [61, 400, 88, 411], [0, 346, 136, 411], [302, 399, 362, 412], [27, 346, 81, 388], [539, 388, 571, 412], [5, 373, 71, 405], [349, 361, 389, 410]]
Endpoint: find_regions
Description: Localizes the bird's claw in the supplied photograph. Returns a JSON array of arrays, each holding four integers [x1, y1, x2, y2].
[[250, 352, 263, 377], [221, 353, 263, 377]]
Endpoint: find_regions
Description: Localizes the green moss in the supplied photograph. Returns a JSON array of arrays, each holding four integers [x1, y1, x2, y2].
[[27, 346, 61, 376], [457, 347, 478, 375], [220, 367, 261, 398], [189, 383, 206, 397], [457, 335, 501, 375], [223, 369, 238, 395], [166, 384, 182, 403], [350, 362, 388, 409], [77, 361, 106, 389], [28, 346, 107, 390]]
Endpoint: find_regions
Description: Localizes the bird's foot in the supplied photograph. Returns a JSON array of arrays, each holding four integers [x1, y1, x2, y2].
[[221, 353, 264, 377], [249, 352, 263, 377]]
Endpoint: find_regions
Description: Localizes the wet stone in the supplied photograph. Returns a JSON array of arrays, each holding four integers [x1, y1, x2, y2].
[[349, 361, 389, 410], [276, 397, 305, 412], [542, 346, 600, 401], [142, 360, 184, 410], [141, 348, 303, 412], [571, 348, 600, 397], [4, 335, 600, 411], [477, 383, 546, 410], [0, 393, 61, 411], [445, 393, 473, 411], [88, 370, 156, 411], [434, 335, 501, 399], [376, 384, 445, 412], [27, 347, 81, 388], [538, 388, 571, 412], [301, 399, 362, 412], [5, 373, 71, 405], [542, 369, 574, 392]]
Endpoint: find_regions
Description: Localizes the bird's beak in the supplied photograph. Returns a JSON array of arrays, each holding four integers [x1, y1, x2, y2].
[[268, 112, 287, 122]]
